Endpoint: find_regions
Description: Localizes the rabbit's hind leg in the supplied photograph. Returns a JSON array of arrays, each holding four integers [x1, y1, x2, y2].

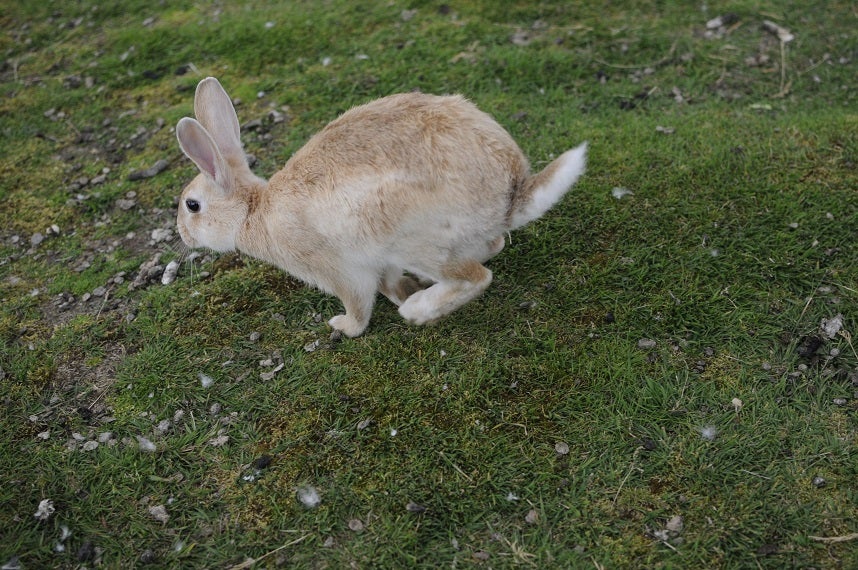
[[378, 266, 423, 307], [398, 259, 491, 326]]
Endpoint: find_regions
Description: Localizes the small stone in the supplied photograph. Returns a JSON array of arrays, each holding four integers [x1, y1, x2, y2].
[[348, 519, 364, 532], [82, 440, 99, 451], [161, 260, 180, 285], [209, 402, 222, 415], [357, 418, 372, 430], [665, 515, 684, 535], [812, 476, 826, 488], [199, 373, 214, 388], [92, 286, 107, 297], [251, 455, 273, 470], [248, 331, 261, 342], [76, 541, 95, 563], [637, 338, 657, 350], [154, 419, 171, 434], [554, 441, 570, 455], [406, 502, 426, 513], [832, 398, 847, 406], [820, 314, 844, 339], [525, 509, 539, 524], [208, 435, 229, 447], [97, 432, 113, 443], [30, 233, 45, 247], [473, 551, 490, 561], [128, 159, 169, 181], [150, 228, 172, 243], [148, 504, 169, 523]]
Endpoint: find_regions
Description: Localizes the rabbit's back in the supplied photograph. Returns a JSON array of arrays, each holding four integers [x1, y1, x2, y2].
[[269, 93, 527, 252]]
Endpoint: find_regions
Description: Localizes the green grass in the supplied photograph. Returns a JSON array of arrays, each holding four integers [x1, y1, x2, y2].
[[1, 0, 856, 568]]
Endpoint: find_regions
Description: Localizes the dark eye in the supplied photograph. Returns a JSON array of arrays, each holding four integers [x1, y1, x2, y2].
[[185, 199, 201, 213]]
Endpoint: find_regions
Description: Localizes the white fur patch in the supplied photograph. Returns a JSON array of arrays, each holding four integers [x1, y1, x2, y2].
[[511, 142, 587, 229]]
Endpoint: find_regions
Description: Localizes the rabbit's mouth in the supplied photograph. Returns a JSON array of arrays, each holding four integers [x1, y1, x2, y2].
[[176, 220, 197, 249]]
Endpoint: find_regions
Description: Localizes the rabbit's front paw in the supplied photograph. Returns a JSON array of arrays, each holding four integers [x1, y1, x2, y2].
[[328, 314, 367, 338]]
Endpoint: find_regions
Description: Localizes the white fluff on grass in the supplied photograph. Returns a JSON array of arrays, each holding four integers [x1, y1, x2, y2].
[[137, 436, 157, 452], [612, 187, 634, 199], [199, 373, 214, 388], [34, 499, 55, 521], [698, 425, 718, 441], [297, 485, 321, 509]]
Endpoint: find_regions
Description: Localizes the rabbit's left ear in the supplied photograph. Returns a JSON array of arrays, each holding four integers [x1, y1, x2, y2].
[[176, 117, 235, 193], [193, 77, 244, 165]]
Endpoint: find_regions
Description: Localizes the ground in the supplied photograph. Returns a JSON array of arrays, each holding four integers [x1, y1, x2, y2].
[[1, 1, 856, 568]]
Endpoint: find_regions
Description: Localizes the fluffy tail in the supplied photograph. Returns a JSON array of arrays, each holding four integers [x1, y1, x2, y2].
[[508, 142, 588, 230]]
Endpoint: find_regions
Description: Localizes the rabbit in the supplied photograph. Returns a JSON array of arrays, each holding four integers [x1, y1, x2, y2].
[[175, 77, 587, 337]]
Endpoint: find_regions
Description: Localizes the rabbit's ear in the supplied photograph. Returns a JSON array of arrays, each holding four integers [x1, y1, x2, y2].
[[193, 77, 243, 163], [176, 117, 234, 191]]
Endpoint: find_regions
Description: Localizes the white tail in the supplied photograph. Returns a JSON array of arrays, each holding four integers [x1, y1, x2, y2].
[[508, 142, 587, 230]]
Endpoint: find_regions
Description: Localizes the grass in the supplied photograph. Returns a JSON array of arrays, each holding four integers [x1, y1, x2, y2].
[[1, 0, 856, 568]]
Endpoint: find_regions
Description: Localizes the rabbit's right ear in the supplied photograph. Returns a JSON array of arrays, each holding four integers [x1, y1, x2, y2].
[[193, 77, 244, 165], [176, 117, 235, 192]]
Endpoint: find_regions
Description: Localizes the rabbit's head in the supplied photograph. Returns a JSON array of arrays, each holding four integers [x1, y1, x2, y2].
[[175, 77, 265, 252]]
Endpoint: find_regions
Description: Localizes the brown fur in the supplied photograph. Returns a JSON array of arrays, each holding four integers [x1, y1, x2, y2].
[[175, 78, 586, 337]]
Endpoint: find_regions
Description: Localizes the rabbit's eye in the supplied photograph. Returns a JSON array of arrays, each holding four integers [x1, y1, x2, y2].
[[185, 199, 201, 213]]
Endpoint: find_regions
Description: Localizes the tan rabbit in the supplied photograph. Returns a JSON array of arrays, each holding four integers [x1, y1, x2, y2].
[[176, 77, 586, 337]]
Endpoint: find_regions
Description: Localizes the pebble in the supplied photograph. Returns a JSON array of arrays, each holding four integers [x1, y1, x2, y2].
[[82, 440, 99, 451], [30, 233, 45, 247], [155, 419, 171, 434], [812, 476, 826, 488], [348, 519, 364, 532], [665, 515, 684, 535], [128, 159, 169, 181], [637, 338, 657, 350], [554, 441, 570, 455], [150, 228, 172, 243], [208, 435, 229, 447], [161, 260, 180, 284], [148, 505, 169, 523]]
